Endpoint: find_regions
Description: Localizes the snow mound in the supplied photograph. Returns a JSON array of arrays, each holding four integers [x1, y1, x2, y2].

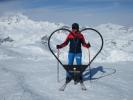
[[0, 13, 64, 46], [95, 23, 133, 62], [0, 13, 133, 62]]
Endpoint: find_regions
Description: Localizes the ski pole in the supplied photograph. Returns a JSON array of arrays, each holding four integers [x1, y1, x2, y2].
[[57, 49, 60, 82], [88, 48, 91, 82]]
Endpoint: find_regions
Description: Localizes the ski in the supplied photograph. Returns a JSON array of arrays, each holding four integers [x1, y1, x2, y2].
[[59, 83, 68, 91], [59, 82, 87, 91], [80, 82, 87, 91]]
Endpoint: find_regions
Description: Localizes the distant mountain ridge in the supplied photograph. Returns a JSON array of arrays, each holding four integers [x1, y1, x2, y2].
[[0, 13, 133, 62]]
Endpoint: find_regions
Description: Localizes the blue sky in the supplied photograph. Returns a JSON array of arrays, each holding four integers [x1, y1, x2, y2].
[[0, 0, 133, 26]]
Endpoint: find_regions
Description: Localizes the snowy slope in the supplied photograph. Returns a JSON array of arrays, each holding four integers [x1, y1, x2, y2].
[[0, 13, 63, 61], [0, 13, 133, 62], [95, 23, 133, 62], [0, 13, 133, 100], [0, 57, 133, 100]]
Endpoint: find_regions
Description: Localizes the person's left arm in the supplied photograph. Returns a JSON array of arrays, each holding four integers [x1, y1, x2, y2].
[[80, 34, 91, 48]]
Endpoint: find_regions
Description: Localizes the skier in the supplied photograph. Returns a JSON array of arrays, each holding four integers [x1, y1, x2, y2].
[[56, 23, 91, 84]]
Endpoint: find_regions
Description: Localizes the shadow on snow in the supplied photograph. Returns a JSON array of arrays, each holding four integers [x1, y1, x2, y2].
[[83, 66, 116, 81]]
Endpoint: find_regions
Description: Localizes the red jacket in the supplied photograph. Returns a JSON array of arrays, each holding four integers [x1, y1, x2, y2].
[[59, 31, 90, 53]]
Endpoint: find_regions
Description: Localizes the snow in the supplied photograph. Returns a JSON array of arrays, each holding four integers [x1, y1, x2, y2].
[[0, 13, 133, 100], [0, 58, 133, 100], [1, 14, 133, 62]]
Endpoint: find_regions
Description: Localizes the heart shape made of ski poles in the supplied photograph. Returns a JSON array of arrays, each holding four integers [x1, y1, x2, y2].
[[48, 28, 103, 67]]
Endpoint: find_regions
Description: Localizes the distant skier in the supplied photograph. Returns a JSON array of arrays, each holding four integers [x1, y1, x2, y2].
[[56, 23, 91, 83]]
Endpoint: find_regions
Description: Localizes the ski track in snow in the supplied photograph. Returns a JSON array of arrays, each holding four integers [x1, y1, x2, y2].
[[0, 58, 133, 100], [0, 60, 52, 100]]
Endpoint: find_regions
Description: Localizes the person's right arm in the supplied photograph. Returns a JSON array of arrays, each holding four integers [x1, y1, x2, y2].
[[56, 34, 70, 49]]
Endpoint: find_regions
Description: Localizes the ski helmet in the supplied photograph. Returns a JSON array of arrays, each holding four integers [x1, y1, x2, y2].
[[72, 23, 79, 30]]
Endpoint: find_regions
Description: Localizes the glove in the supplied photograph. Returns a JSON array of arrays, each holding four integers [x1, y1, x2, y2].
[[87, 42, 91, 48], [56, 45, 61, 49]]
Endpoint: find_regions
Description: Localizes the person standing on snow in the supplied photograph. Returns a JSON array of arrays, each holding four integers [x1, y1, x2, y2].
[[56, 23, 91, 83]]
